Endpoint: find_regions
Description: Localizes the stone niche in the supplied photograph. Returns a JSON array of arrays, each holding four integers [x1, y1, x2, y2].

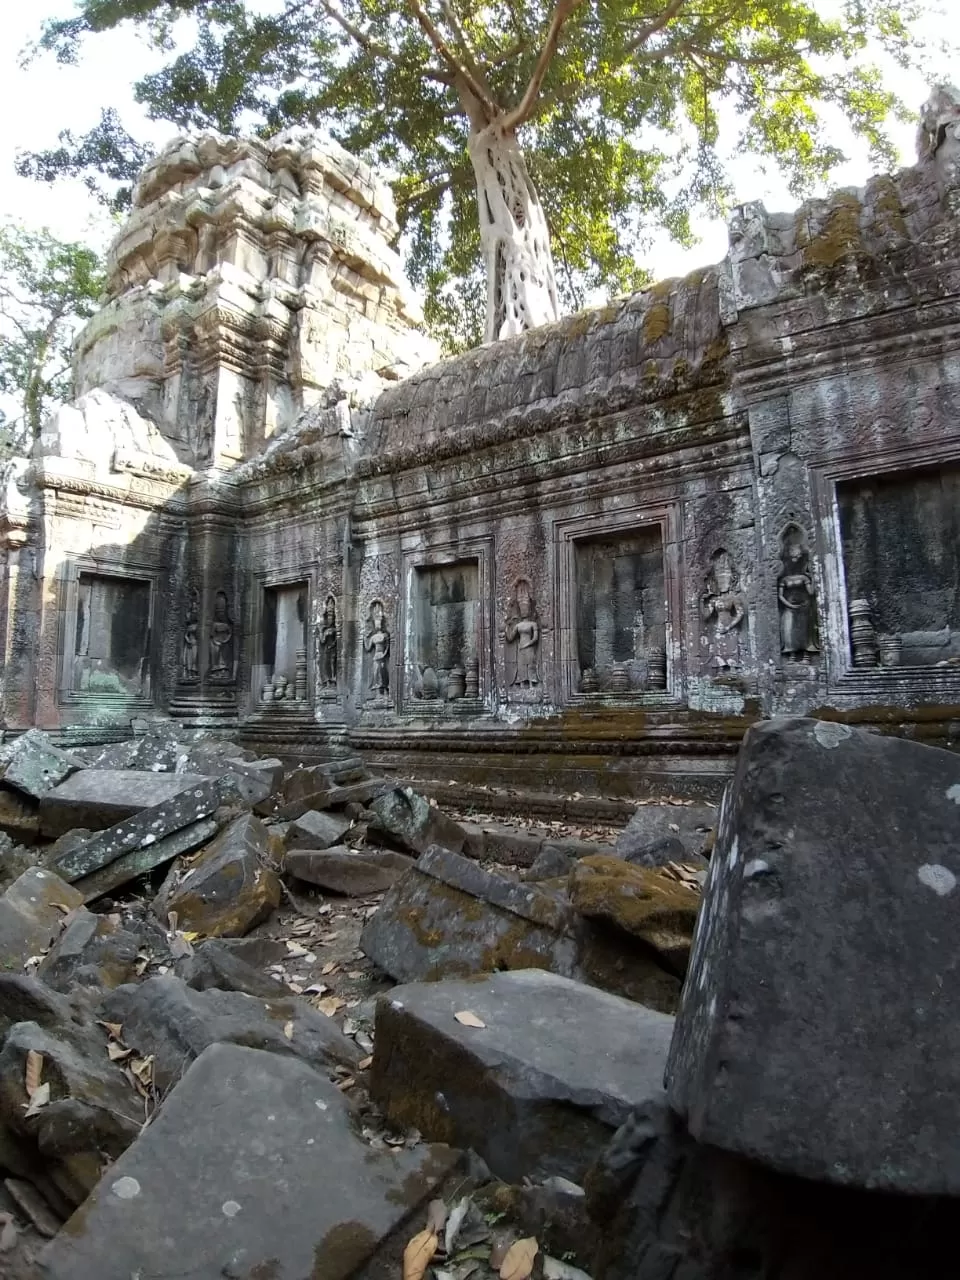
[[64, 571, 153, 701], [256, 582, 310, 705], [410, 560, 481, 705], [574, 527, 667, 695], [837, 463, 960, 668]]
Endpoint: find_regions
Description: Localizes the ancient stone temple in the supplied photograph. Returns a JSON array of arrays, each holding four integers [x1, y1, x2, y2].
[[3, 93, 960, 798]]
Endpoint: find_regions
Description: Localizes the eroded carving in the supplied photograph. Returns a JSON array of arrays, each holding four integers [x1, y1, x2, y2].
[[208, 590, 236, 682], [777, 525, 819, 662], [701, 549, 746, 674], [318, 595, 338, 688], [505, 578, 540, 690], [181, 588, 200, 682], [364, 599, 391, 697]]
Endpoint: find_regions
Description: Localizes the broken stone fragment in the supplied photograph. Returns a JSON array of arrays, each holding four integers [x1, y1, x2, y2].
[[174, 938, 286, 998], [36, 909, 143, 993], [72, 816, 219, 904], [0, 729, 83, 801], [666, 717, 960, 1194], [287, 807, 353, 850], [39, 769, 214, 839], [271, 776, 392, 822], [372, 969, 675, 1184], [366, 786, 469, 856], [0, 868, 84, 973], [614, 803, 716, 862], [569, 855, 700, 977], [0, 973, 77, 1040], [284, 846, 414, 895], [0, 787, 40, 846], [152, 813, 281, 937], [101, 974, 360, 1090], [39, 1042, 463, 1280]]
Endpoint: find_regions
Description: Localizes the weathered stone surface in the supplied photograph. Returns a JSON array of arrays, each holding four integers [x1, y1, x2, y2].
[[0, 787, 40, 844], [101, 975, 360, 1090], [615, 804, 716, 862], [40, 1042, 461, 1280], [51, 779, 221, 885], [37, 909, 142, 992], [72, 816, 219, 903], [525, 844, 577, 881], [361, 846, 682, 1010], [175, 938, 284, 998], [361, 846, 578, 983], [367, 786, 469, 856], [666, 718, 960, 1194], [0, 869, 84, 971], [285, 846, 413, 895], [272, 776, 392, 822], [569, 856, 699, 976], [39, 770, 212, 838], [0, 972, 75, 1039], [153, 813, 281, 937], [373, 970, 674, 1183], [288, 807, 353, 849], [0, 730, 82, 800]]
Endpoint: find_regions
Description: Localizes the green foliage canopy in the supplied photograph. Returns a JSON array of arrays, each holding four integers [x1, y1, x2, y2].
[[21, 1, 928, 350], [0, 222, 104, 452]]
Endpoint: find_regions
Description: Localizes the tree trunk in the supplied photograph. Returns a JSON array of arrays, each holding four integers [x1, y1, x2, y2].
[[467, 123, 560, 343]]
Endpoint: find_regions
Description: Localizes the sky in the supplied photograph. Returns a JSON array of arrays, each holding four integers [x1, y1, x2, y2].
[[0, 1, 955, 283]]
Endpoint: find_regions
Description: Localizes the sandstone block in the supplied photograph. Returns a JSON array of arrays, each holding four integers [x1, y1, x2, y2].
[[288, 807, 353, 849], [101, 975, 360, 1090], [372, 969, 675, 1183], [0, 730, 82, 800], [666, 718, 960, 1194], [37, 910, 143, 992], [615, 803, 716, 863], [0, 869, 84, 972], [174, 938, 284, 998], [40, 770, 213, 839], [284, 846, 413, 895], [366, 786, 468, 856], [0, 787, 40, 844], [72, 816, 219, 903], [153, 813, 281, 937], [40, 1043, 462, 1280]]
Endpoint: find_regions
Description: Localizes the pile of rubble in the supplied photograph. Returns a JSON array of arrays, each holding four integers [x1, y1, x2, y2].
[[0, 718, 954, 1278]]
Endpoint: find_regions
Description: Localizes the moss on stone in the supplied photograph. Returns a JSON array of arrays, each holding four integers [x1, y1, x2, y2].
[[796, 191, 865, 268]]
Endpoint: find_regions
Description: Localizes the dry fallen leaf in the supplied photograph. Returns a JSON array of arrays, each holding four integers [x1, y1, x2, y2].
[[107, 1042, 133, 1062], [454, 1011, 486, 1029], [24, 1049, 43, 1099], [403, 1229, 438, 1280], [98, 1021, 124, 1041], [23, 1081, 51, 1118], [500, 1237, 539, 1280], [444, 1196, 471, 1256], [130, 1056, 154, 1087], [336, 1075, 356, 1091], [320, 961, 337, 976], [357, 1055, 373, 1071], [283, 1020, 295, 1041], [315, 996, 346, 1018]]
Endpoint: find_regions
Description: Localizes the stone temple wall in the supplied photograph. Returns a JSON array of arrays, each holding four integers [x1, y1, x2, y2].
[[4, 91, 960, 800]]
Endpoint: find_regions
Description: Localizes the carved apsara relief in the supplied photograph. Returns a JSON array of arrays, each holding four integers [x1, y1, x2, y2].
[[700, 549, 746, 674], [505, 577, 540, 694], [208, 589, 236, 682], [777, 524, 819, 662], [181, 587, 200, 682], [363, 598, 391, 698], [317, 594, 339, 690]]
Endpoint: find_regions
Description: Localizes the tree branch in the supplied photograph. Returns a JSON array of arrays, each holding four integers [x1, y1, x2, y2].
[[623, 0, 689, 57], [438, 0, 493, 98], [316, 0, 391, 58], [404, 0, 499, 118], [499, 0, 587, 133]]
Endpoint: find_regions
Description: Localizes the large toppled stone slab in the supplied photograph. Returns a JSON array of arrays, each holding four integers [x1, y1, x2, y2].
[[367, 785, 469, 856], [287, 807, 353, 849], [0, 869, 84, 971], [285, 846, 414, 895], [153, 813, 281, 936], [39, 1042, 463, 1280], [49, 779, 222, 885], [666, 717, 960, 1195], [361, 847, 682, 1011], [0, 730, 82, 801], [72, 816, 219, 903], [101, 974, 361, 1089], [39, 770, 213, 838], [272, 776, 392, 822], [373, 969, 674, 1184]]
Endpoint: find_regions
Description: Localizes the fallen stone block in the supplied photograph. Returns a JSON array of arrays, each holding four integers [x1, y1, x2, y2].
[[37, 909, 143, 992], [72, 816, 219, 903], [569, 855, 699, 977], [372, 969, 674, 1184], [40, 770, 215, 840], [361, 847, 682, 1011], [615, 802, 716, 862], [0, 786, 40, 844], [271, 776, 392, 822], [153, 813, 281, 937], [0, 869, 84, 972], [0, 730, 82, 801], [666, 717, 960, 1195], [0, 973, 76, 1039], [367, 786, 469, 856], [525, 844, 577, 881], [175, 938, 285, 998], [288, 807, 353, 849], [39, 1042, 462, 1280], [285, 846, 414, 895], [101, 974, 360, 1090]]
